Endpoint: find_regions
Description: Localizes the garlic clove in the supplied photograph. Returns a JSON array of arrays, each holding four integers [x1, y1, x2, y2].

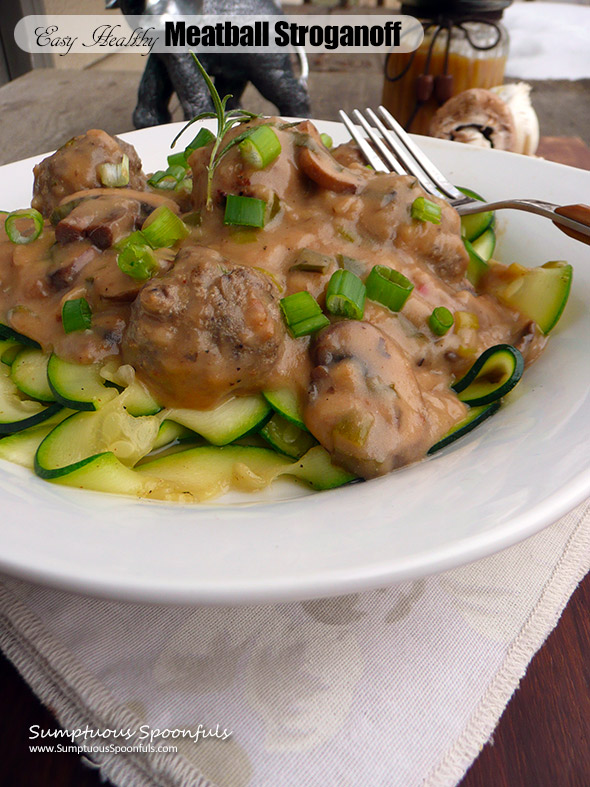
[[490, 83, 540, 156]]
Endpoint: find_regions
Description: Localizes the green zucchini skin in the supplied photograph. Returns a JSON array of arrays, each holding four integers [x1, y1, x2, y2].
[[33, 411, 106, 478], [260, 412, 317, 459], [457, 187, 495, 243], [0, 323, 40, 349], [11, 349, 54, 402], [497, 260, 573, 335], [47, 355, 116, 411], [470, 227, 496, 262], [263, 388, 307, 430], [427, 401, 501, 455], [0, 402, 63, 435], [1, 343, 24, 366], [167, 395, 272, 446], [452, 344, 524, 407], [464, 238, 490, 288]]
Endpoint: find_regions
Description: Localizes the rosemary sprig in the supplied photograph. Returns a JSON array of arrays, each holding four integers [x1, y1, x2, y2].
[[171, 55, 260, 210]]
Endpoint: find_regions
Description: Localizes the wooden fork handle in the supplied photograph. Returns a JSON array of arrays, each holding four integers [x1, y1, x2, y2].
[[553, 204, 590, 245]]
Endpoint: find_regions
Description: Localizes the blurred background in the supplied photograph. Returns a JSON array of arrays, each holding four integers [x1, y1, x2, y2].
[[0, 0, 588, 163]]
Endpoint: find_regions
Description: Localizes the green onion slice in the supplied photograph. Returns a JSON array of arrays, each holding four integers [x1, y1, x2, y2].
[[186, 127, 216, 152], [62, 297, 92, 334], [4, 209, 44, 245], [411, 196, 442, 224], [325, 269, 365, 320], [224, 195, 266, 228], [148, 165, 186, 190], [337, 254, 369, 279], [366, 265, 414, 312], [147, 170, 172, 189], [142, 206, 189, 248], [239, 126, 282, 170], [167, 151, 188, 168], [429, 306, 454, 336], [98, 154, 130, 188], [291, 248, 333, 273], [117, 241, 158, 281], [280, 291, 329, 338], [320, 133, 333, 149]]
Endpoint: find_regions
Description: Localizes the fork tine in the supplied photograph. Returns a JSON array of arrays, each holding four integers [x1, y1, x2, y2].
[[377, 106, 463, 201], [338, 111, 388, 173], [351, 111, 407, 176], [364, 108, 445, 198]]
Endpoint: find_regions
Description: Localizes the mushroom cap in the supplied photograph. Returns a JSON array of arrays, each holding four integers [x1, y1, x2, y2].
[[429, 88, 516, 152]]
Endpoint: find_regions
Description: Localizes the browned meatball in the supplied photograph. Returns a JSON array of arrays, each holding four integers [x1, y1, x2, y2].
[[358, 174, 469, 283], [123, 246, 286, 409], [32, 129, 146, 218], [304, 321, 430, 478]]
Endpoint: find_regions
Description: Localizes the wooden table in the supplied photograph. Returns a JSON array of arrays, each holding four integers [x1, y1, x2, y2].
[[1, 69, 589, 786]]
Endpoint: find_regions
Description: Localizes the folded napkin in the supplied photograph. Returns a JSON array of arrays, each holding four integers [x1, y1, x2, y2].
[[1, 501, 589, 787]]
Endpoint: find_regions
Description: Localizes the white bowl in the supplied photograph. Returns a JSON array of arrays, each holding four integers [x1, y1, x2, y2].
[[0, 120, 588, 604]]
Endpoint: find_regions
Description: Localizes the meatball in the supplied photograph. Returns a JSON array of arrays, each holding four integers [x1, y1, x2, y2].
[[304, 321, 430, 478], [123, 247, 286, 409], [32, 129, 146, 218], [358, 174, 469, 283]]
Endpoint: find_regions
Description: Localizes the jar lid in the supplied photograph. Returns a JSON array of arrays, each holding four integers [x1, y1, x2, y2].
[[400, 0, 512, 18]]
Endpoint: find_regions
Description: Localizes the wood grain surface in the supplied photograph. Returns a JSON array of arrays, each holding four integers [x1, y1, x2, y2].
[[0, 70, 589, 787]]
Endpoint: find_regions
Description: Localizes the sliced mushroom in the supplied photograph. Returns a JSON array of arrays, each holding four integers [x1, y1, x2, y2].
[[304, 321, 429, 478], [295, 120, 364, 193], [55, 196, 141, 249], [429, 88, 516, 152], [299, 144, 364, 193], [47, 242, 98, 291]]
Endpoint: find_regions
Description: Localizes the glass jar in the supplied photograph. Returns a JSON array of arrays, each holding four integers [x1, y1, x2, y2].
[[382, 0, 511, 135]]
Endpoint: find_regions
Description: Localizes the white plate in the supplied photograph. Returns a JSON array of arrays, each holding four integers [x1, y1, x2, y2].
[[0, 120, 589, 604]]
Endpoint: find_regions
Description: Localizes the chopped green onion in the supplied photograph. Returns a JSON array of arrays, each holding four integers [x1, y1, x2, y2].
[[148, 164, 187, 190], [177, 177, 193, 193], [224, 194, 266, 228], [411, 196, 442, 224], [366, 265, 414, 312], [337, 254, 368, 278], [429, 306, 454, 336], [336, 226, 356, 243], [239, 125, 282, 170], [4, 209, 44, 245], [141, 206, 189, 248], [280, 291, 329, 338], [165, 164, 186, 182], [147, 170, 170, 188], [62, 297, 92, 334], [114, 229, 146, 250], [186, 127, 216, 152], [320, 133, 333, 149], [98, 154, 130, 188], [325, 269, 366, 320], [117, 241, 158, 281], [167, 151, 188, 168], [291, 248, 333, 273]]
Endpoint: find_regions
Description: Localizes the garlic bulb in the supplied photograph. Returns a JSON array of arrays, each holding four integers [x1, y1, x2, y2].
[[490, 83, 540, 156]]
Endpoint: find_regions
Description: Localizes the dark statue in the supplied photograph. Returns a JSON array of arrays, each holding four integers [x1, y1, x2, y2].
[[107, 0, 311, 128]]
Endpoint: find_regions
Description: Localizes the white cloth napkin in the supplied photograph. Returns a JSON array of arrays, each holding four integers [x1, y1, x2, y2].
[[1, 502, 589, 787]]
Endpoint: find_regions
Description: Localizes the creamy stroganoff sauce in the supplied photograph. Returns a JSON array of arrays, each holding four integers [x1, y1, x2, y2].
[[0, 119, 544, 479]]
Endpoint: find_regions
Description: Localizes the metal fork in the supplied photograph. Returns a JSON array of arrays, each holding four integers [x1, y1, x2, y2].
[[339, 106, 590, 246]]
